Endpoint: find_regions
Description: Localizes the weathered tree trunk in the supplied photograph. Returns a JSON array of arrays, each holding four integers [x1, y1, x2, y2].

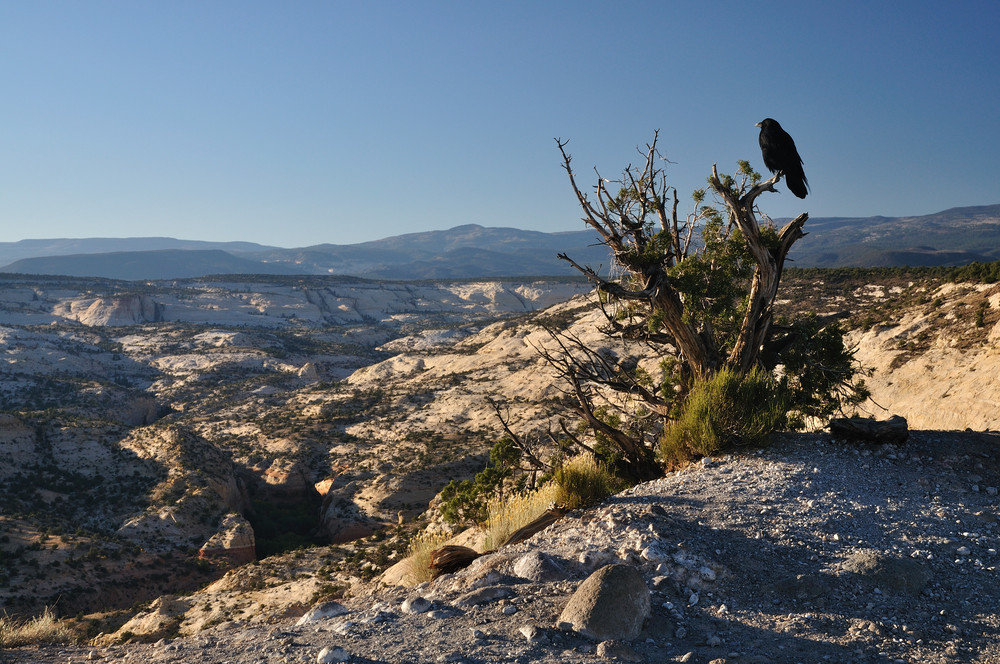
[[709, 165, 808, 374]]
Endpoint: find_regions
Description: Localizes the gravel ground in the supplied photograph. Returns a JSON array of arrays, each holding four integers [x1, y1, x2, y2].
[[6, 430, 1000, 664]]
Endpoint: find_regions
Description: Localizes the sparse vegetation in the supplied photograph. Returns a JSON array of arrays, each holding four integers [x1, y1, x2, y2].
[[439, 438, 519, 525], [0, 607, 72, 647], [660, 367, 789, 468], [483, 481, 561, 552]]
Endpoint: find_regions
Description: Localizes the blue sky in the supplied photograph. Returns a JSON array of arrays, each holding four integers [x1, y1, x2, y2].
[[1, 1, 998, 247]]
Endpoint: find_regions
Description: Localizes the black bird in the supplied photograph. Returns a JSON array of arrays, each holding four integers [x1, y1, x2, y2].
[[756, 118, 809, 199]]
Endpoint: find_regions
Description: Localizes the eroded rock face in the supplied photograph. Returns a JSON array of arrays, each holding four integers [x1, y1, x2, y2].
[[93, 595, 191, 646], [116, 426, 252, 553], [557, 564, 650, 641], [254, 458, 315, 496], [199, 513, 256, 565], [55, 295, 165, 326], [317, 495, 377, 544]]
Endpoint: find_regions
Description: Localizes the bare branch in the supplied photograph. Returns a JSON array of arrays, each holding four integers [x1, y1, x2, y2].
[[486, 397, 549, 471], [549, 419, 598, 456]]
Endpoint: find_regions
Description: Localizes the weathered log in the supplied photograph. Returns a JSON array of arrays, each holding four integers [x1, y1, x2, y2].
[[498, 507, 567, 548], [829, 415, 909, 444], [429, 545, 482, 576]]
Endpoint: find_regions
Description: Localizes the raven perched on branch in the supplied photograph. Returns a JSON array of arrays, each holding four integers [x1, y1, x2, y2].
[[756, 118, 809, 199]]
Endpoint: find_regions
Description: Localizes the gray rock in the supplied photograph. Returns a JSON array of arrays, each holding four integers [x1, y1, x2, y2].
[[557, 564, 651, 641], [513, 550, 568, 582], [316, 646, 350, 663], [401, 596, 431, 614], [596, 639, 643, 661], [519, 624, 548, 643], [296, 601, 349, 626]]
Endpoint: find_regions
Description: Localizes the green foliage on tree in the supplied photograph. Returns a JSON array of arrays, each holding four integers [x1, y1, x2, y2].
[[439, 437, 519, 524]]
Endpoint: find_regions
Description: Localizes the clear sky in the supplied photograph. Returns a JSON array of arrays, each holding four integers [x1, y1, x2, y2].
[[1, 1, 998, 248]]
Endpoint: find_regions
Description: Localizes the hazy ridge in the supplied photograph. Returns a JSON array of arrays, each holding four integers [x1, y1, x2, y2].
[[2, 204, 998, 280]]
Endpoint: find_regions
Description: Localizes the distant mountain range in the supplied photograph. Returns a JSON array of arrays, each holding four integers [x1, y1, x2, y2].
[[1, 205, 998, 280], [792, 204, 1000, 268]]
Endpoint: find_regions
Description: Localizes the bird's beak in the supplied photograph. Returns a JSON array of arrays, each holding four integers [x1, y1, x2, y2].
[[754, 122, 762, 128]]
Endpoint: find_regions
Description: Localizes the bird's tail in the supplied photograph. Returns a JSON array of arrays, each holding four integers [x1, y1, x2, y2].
[[785, 168, 809, 199]]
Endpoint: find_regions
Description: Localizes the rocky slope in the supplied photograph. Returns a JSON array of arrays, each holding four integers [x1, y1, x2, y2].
[[0, 274, 590, 618], [779, 272, 1000, 430], [7, 430, 999, 663], [2, 268, 1000, 661]]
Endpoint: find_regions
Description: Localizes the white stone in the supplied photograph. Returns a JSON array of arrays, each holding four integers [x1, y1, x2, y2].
[[317, 646, 350, 663], [401, 596, 431, 614], [297, 602, 349, 626]]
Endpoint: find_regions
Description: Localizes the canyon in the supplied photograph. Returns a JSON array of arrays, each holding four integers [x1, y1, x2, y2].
[[0, 268, 998, 652]]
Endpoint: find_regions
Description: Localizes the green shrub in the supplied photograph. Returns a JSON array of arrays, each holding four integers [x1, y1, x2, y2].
[[660, 366, 788, 467], [440, 438, 518, 525]]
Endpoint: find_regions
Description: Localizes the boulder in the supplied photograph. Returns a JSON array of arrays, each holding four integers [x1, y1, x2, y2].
[[557, 564, 650, 641], [512, 550, 568, 582], [296, 601, 349, 626]]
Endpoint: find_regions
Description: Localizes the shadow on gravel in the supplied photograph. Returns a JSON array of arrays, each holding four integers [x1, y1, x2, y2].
[[590, 430, 1000, 661]]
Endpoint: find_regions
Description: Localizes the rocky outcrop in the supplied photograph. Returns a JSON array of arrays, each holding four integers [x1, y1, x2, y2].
[[845, 281, 1000, 430], [317, 494, 377, 544], [117, 426, 252, 552], [93, 595, 191, 646], [54, 294, 164, 326], [252, 458, 315, 497], [198, 513, 256, 565]]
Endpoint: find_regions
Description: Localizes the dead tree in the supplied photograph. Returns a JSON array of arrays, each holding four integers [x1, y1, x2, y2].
[[549, 133, 809, 478], [557, 133, 807, 379]]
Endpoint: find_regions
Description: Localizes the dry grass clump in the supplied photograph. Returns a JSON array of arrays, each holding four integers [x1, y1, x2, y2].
[[0, 607, 73, 647], [483, 453, 624, 550], [404, 532, 451, 585], [553, 453, 626, 510], [483, 481, 560, 551]]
